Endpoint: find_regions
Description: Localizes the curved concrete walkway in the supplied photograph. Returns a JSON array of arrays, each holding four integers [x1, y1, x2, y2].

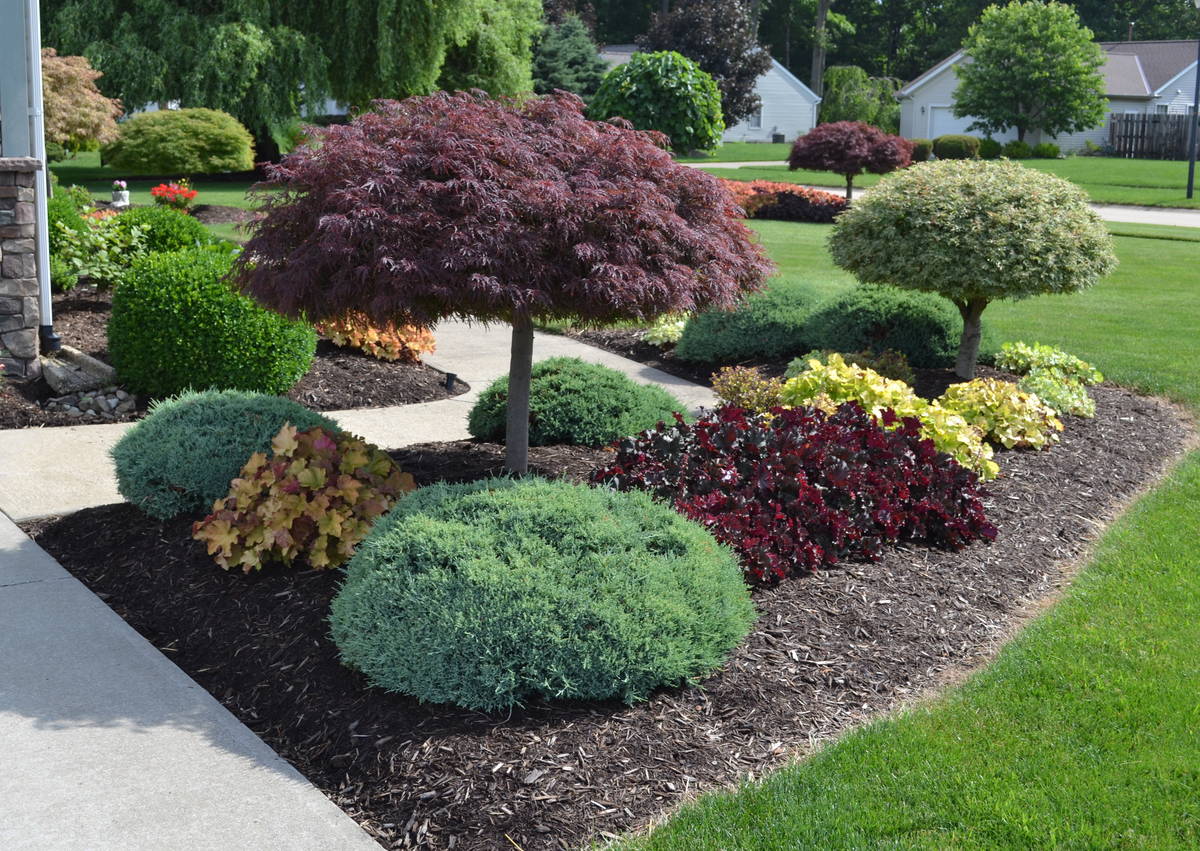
[[0, 325, 713, 849]]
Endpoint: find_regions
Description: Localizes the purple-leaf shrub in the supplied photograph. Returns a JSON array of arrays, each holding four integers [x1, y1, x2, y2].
[[593, 404, 996, 586], [788, 121, 914, 200]]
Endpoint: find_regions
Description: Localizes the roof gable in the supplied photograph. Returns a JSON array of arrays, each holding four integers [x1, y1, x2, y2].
[[1101, 41, 1198, 93]]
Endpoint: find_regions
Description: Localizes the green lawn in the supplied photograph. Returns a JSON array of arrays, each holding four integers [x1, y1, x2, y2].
[[677, 142, 792, 163], [706, 157, 1200, 209], [621, 219, 1200, 849], [51, 151, 258, 211]]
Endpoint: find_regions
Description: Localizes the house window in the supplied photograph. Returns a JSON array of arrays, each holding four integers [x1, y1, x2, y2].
[[748, 110, 762, 130], [1156, 104, 1169, 114]]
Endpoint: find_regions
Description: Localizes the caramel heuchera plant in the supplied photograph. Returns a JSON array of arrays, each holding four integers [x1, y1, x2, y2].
[[193, 425, 415, 571], [233, 91, 772, 472], [316, 312, 436, 363]]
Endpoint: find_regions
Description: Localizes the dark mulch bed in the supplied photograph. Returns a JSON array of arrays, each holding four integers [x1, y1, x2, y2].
[[25, 387, 1192, 850], [190, 203, 260, 227], [0, 288, 467, 429]]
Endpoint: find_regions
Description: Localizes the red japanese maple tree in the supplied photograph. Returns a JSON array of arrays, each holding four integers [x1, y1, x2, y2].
[[234, 91, 772, 472], [788, 121, 913, 200]]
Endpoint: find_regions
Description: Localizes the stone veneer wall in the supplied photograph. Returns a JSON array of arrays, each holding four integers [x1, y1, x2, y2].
[[0, 157, 41, 380]]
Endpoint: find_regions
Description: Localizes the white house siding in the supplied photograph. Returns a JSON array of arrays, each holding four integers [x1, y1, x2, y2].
[[1155, 65, 1197, 114], [897, 59, 1019, 143], [1043, 97, 1153, 150], [722, 63, 819, 143]]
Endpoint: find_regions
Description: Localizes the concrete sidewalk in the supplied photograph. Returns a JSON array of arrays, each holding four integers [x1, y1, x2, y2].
[[0, 320, 715, 521], [0, 513, 379, 851]]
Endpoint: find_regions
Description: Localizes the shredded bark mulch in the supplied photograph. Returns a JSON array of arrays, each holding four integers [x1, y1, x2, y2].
[[24, 386, 1192, 850], [0, 288, 467, 429], [190, 203, 260, 226]]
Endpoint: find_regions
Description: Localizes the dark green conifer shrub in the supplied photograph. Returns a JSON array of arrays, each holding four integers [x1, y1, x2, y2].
[[803, 287, 963, 368], [675, 286, 818, 364]]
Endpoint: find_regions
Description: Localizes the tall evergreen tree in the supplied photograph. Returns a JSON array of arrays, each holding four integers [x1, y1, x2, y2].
[[639, 0, 773, 124], [533, 14, 611, 98]]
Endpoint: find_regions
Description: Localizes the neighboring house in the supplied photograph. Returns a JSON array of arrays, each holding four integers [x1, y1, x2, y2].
[[897, 40, 1199, 151], [599, 44, 820, 143]]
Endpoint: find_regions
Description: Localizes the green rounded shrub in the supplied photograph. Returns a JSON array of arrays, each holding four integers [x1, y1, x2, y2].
[[978, 137, 1002, 159], [589, 51, 724, 153], [910, 138, 933, 162], [329, 478, 754, 711], [932, 134, 980, 159], [111, 389, 339, 520], [468, 357, 682, 446], [803, 286, 962, 368], [675, 286, 818, 364], [113, 206, 212, 253], [103, 108, 255, 175], [1032, 142, 1060, 159], [108, 247, 317, 398], [1002, 139, 1033, 159]]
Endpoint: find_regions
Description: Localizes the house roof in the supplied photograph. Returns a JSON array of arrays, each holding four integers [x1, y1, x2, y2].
[[1100, 41, 1198, 94], [898, 40, 1197, 100], [596, 45, 821, 103]]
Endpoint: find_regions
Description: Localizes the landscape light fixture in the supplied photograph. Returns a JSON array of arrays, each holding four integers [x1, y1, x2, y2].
[[1188, 0, 1200, 199]]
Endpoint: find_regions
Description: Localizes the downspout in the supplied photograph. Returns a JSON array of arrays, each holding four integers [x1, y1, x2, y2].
[[26, 0, 59, 352]]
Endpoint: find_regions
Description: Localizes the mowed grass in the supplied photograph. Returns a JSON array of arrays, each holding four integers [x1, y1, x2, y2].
[[619, 219, 1200, 849], [51, 151, 258, 210], [708, 157, 1200, 208], [677, 142, 792, 163]]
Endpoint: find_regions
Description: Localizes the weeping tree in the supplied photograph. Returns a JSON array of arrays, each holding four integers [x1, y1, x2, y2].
[[829, 159, 1117, 379], [233, 91, 772, 473]]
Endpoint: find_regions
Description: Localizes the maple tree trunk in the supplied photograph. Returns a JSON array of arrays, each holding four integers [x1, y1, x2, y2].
[[505, 314, 534, 474], [955, 297, 989, 379], [845, 174, 854, 201]]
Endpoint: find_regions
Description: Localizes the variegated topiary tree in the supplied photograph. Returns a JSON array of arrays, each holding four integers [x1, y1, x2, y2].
[[828, 159, 1117, 379], [233, 91, 772, 472]]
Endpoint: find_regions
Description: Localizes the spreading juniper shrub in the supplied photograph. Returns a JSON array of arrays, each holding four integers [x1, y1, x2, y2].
[[594, 403, 996, 585]]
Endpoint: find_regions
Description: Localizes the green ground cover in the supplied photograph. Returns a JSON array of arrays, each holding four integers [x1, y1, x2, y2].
[[620, 219, 1200, 849], [706, 158, 1200, 208]]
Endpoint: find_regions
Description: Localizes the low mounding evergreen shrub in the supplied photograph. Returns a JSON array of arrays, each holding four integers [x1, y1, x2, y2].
[[193, 424, 415, 570], [803, 286, 961, 368], [675, 286, 818, 363], [1002, 139, 1033, 159], [978, 137, 1002, 159], [932, 134, 980, 159], [103, 108, 255, 175], [113, 206, 212, 253], [467, 357, 682, 447], [910, 138, 933, 162], [108, 248, 317, 398], [330, 478, 754, 711], [595, 404, 996, 585], [111, 389, 338, 520], [1032, 142, 1060, 159]]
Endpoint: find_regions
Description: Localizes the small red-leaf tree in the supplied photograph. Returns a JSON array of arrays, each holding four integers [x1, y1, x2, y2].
[[787, 121, 913, 200], [233, 91, 773, 473]]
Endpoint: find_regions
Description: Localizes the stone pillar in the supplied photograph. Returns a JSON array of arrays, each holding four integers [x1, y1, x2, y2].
[[0, 157, 41, 380]]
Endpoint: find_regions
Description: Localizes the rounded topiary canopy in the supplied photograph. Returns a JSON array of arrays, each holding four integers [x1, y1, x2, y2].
[[234, 90, 769, 328], [828, 158, 1116, 377]]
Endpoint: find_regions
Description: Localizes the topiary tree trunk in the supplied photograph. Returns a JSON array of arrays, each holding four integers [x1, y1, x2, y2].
[[505, 315, 535, 473], [954, 297, 988, 379]]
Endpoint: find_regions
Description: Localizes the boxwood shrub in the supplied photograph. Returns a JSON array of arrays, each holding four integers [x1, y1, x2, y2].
[[111, 389, 339, 520], [113, 206, 212, 253], [675, 286, 818, 364], [468, 357, 682, 447], [802, 286, 963, 368], [978, 137, 1002, 159], [932, 134, 980, 159], [108, 247, 317, 398], [329, 478, 754, 711], [910, 138, 933, 162]]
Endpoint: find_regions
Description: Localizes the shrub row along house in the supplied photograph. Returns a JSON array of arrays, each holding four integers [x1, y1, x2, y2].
[[898, 39, 1199, 151]]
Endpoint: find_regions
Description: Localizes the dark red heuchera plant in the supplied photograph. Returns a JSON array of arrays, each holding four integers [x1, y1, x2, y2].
[[233, 91, 773, 472], [787, 121, 914, 200], [593, 403, 996, 585]]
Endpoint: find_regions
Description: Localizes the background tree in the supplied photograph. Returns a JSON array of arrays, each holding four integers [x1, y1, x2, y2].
[[40, 48, 122, 156], [638, 0, 772, 124], [787, 121, 912, 200], [953, 1, 1106, 143], [438, 0, 543, 95], [533, 14, 610, 97], [589, 51, 725, 153], [590, 0, 659, 43], [234, 92, 772, 473], [819, 65, 901, 131], [1072, 0, 1199, 41], [829, 160, 1116, 378], [44, 0, 327, 160]]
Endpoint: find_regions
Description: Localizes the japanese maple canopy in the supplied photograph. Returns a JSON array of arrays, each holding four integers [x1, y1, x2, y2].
[[788, 121, 912, 178], [234, 91, 773, 327]]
